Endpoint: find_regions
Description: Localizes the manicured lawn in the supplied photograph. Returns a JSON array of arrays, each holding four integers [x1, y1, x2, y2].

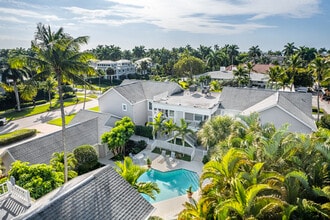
[[76, 92, 98, 99], [88, 106, 100, 112], [0, 97, 90, 121], [47, 105, 100, 126], [0, 129, 37, 146], [47, 114, 77, 126]]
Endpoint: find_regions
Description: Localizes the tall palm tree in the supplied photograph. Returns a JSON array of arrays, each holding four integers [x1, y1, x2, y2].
[[147, 112, 165, 140], [162, 118, 176, 138], [30, 24, 96, 182], [311, 56, 330, 121], [174, 118, 195, 148], [0, 57, 31, 111], [285, 53, 303, 91], [248, 45, 262, 63], [114, 157, 160, 200], [42, 77, 57, 108], [227, 44, 239, 66], [283, 42, 297, 57], [246, 62, 254, 87]]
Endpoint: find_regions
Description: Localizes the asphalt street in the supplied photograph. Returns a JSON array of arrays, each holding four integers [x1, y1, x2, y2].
[[0, 99, 99, 136]]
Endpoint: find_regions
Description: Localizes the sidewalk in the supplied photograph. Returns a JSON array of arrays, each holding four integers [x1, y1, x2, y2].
[[312, 95, 330, 113]]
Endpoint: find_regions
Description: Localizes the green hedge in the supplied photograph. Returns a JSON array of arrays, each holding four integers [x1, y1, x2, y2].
[[135, 125, 153, 139], [0, 129, 37, 146], [15, 100, 47, 109]]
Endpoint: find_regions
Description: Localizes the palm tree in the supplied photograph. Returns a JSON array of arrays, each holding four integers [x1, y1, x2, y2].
[[114, 157, 160, 200], [227, 44, 239, 66], [267, 65, 282, 89], [162, 118, 176, 138], [174, 118, 195, 148], [42, 77, 57, 108], [311, 56, 330, 121], [217, 178, 286, 220], [283, 42, 297, 57], [246, 62, 254, 87], [30, 24, 96, 182], [0, 57, 31, 111], [248, 45, 262, 63], [147, 112, 165, 140], [233, 65, 249, 87], [50, 151, 78, 180], [285, 53, 303, 91], [197, 116, 234, 150], [178, 199, 210, 220]]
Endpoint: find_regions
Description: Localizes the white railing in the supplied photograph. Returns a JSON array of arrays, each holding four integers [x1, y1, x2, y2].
[[9, 182, 31, 206], [0, 182, 8, 194], [0, 181, 31, 206], [151, 140, 196, 160]]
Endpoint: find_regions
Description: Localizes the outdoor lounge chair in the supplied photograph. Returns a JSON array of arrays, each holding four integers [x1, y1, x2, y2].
[[158, 150, 167, 163], [169, 151, 176, 163]]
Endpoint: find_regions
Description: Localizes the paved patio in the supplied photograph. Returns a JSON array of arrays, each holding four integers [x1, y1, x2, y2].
[[98, 145, 204, 220]]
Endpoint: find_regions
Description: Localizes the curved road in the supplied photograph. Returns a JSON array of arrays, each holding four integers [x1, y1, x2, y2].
[[0, 99, 99, 136]]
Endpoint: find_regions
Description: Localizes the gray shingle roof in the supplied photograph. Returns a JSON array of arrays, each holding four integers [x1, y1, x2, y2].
[[6, 118, 98, 165], [220, 87, 275, 111], [69, 110, 113, 137], [14, 165, 154, 220], [220, 87, 312, 117], [109, 80, 183, 104]]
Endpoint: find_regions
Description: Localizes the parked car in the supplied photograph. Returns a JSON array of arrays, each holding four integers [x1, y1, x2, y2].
[[0, 116, 6, 126]]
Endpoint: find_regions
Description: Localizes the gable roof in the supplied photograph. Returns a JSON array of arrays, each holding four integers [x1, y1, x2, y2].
[[14, 165, 154, 220], [220, 87, 312, 116], [3, 118, 98, 166], [100, 80, 183, 104], [241, 92, 317, 131]]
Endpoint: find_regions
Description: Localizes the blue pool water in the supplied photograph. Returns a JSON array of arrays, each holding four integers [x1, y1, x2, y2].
[[137, 168, 199, 203]]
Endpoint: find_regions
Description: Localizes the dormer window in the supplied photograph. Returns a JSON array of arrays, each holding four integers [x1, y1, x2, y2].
[[122, 103, 127, 111]]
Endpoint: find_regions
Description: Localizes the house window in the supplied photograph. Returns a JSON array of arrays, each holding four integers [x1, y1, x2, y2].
[[185, 113, 194, 121], [195, 114, 203, 122], [148, 101, 152, 111], [122, 103, 127, 111], [169, 110, 174, 117]]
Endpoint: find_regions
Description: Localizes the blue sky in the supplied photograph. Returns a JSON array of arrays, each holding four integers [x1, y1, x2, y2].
[[0, 0, 329, 52]]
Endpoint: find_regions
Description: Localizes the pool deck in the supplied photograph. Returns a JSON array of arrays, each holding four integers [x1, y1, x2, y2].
[[98, 146, 204, 220]]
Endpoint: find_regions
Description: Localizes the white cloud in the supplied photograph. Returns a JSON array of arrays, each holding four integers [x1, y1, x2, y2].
[[0, 7, 60, 21], [63, 0, 319, 34]]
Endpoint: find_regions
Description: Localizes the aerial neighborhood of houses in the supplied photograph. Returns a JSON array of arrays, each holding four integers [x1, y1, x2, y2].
[[0, 55, 324, 219]]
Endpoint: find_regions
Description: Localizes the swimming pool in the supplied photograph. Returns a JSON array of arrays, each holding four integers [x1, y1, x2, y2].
[[137, 168, 199, 203]]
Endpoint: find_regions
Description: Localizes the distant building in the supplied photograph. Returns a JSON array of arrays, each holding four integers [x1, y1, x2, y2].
[[91, 59, 136, 80]]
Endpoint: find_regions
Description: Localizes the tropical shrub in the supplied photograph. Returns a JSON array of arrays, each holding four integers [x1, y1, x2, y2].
[[8, 161, 63, 199], [318, 114, 330, 129], [73, 145, 99, 175]]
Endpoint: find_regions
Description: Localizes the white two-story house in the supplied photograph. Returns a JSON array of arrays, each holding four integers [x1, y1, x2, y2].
[[92, 59, 136, 80], [98, 80, 221, 130]]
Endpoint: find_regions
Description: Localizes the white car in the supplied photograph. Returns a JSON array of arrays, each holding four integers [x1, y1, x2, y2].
[[0, 117, 6, 126]]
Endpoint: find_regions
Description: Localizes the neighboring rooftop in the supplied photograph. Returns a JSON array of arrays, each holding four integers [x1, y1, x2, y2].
[[154, 90, 221, 109], [220, 87, 313, 116], [199, 70, 269, 82], [14, 165, 154, 220], [101, 80, 183, 104]]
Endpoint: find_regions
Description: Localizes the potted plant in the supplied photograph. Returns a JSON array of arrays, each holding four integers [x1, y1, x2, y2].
[[186, 185, 193, 199], [146, 157, 152, 168]]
